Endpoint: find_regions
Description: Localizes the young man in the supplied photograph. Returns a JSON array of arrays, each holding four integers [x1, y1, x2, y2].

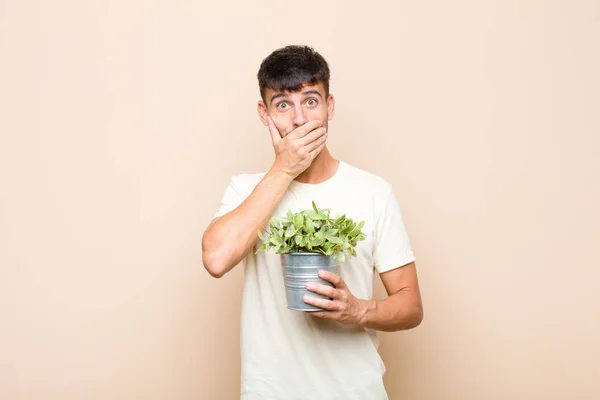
[[202, 45, 423, 400]]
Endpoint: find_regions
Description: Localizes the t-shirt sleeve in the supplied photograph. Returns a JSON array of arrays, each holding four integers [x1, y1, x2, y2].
[[372, 184, 416, 273], [213, 175, 245, 219]]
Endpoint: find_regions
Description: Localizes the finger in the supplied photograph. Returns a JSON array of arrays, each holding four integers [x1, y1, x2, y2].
[[307, 311, 335, 319], [267, 116, 281, 144], [318, 270, 346, 289], [305, 282, 337, 299], [289, 119, 321, 139], [303, 295, 338, 310], [309, 140, 327, 159], [305, 131, 328, 153], [301, 126, 327, 146]]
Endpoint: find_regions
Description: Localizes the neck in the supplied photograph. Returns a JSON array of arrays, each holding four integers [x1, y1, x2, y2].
[[294, 147, 339, 184]]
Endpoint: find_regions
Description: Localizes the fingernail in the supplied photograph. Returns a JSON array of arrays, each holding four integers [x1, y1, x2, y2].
[[306, 283, 314, 289]]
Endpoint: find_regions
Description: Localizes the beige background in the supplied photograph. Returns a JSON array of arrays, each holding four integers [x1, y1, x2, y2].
[[1, 1, 599, 399]]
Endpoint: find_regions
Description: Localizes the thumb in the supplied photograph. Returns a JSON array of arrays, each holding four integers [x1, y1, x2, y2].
[[267, 116, 282, 145]]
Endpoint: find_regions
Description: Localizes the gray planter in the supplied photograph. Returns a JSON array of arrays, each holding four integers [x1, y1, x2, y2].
[[280, 252, 340, 311]]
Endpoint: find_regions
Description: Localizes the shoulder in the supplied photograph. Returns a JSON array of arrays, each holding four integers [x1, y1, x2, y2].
[[340, 161, 393, 195]]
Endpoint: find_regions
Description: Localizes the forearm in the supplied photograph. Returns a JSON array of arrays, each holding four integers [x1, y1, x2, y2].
[[202, 166, 292, 277], [359, 288, 423, 332]]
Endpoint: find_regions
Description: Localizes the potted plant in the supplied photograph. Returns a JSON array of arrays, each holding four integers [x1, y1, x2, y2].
[[257, 202, 367, 311]]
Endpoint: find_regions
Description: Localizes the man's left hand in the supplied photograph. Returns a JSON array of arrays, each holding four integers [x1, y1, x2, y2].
[[303, 270, 368, 325]]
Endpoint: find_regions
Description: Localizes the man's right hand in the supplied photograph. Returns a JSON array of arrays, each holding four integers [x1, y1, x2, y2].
[[268, 117, 328, 179]]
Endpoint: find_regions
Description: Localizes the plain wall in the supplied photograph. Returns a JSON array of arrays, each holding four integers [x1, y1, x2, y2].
[[1, 1, 599, 399]]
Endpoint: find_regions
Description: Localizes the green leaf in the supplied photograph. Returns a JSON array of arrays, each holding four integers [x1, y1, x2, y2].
[[305, 216, 315, 233], [324, 229, 338, 237], [327, 236, 343, 244], [284, 226, 296, 238], [271, 216, 283, 229], [257, 229, 269, 242], [293, 214, 304, 230], [332, 251, 345, 262], [341, 221, 353, 233], [272, 230, 284, 245], [299, 236, 306, 247], [312, 238, 325, 247], [256, 243, 268, 254], [307, 210, 326, 221], [312, 201, 319, 214], [350, 221, 365, 235]]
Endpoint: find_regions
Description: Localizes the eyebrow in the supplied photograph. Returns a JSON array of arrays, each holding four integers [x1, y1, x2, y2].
[[270, 89, 323, 104]]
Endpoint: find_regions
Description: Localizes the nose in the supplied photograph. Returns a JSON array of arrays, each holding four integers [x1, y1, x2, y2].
[[292, 107, 308, 128]]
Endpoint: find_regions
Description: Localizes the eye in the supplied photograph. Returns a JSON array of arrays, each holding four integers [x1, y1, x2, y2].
[[277, 102, 289, 110], [306, 98, 318, 106]]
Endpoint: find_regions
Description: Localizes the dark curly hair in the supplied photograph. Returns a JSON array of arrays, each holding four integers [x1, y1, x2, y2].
[[257, 45, 331, 103]]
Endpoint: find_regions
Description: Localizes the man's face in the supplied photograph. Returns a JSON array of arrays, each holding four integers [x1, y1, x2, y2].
[[258, 82, 335, 137]]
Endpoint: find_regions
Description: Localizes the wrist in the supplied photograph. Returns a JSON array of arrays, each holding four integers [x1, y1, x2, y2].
[[358, 299, 377, 327], [269, 162, 295, 183]]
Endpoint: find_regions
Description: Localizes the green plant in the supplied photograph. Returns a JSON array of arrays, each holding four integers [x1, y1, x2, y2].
[[256, 201, 367, 262]]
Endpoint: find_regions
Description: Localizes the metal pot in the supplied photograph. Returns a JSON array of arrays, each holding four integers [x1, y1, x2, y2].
[[280, 252, 340, 311]]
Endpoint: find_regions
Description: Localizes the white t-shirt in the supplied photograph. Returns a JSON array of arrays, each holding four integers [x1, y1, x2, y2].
[[213, 160, 415, 400]]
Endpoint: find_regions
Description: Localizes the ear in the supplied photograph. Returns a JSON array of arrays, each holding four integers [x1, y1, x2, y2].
[[327, 93, 335, 120], [257, 100, 269, 126]]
